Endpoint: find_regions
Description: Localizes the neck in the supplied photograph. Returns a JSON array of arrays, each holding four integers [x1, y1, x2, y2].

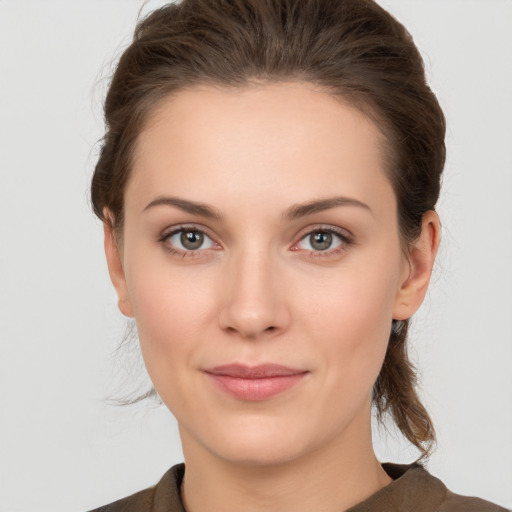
[[180, 411, 392, 512]]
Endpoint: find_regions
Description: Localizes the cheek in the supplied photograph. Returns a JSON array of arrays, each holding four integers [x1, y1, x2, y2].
[[123, 251, 217, 375], [125, 268, 216, 415], [307, 256, 399, 336], [304, 251, 401, 386]]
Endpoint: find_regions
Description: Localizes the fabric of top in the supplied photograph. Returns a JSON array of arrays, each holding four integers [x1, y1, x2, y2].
[[88, 462, 509, 512]]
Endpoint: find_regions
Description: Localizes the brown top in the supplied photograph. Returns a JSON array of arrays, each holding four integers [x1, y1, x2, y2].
[[88, 462, 509, 512]]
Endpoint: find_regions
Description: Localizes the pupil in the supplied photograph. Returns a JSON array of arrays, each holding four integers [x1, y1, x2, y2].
[[311, 231, 332, 251], [181, 230, 204, 250]]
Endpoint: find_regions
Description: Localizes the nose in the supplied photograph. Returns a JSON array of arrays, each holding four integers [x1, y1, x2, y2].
[[218, 247, 291, 340]]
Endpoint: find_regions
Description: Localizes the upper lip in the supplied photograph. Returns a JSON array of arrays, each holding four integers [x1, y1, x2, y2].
[[204, 363, 308, 379]]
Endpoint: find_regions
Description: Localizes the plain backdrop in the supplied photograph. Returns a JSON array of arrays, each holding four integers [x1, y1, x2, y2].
[[0, 1, 511, 510]]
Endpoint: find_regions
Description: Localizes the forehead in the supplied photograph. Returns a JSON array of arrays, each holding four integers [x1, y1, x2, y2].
[[128, 82, 394, 216]]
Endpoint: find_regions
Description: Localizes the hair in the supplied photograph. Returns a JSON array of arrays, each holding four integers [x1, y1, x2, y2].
[[91, 0, 445, 459]]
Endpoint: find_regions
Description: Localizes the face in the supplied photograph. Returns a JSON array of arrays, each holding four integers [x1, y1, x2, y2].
[[106, 82, 432, 467]]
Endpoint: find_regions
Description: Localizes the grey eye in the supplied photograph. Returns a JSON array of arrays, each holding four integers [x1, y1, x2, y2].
[[309, 231, 333, 251], [167, 229, 215, 251], [180, 230, 204, 250], [297, 230, 343, 252]]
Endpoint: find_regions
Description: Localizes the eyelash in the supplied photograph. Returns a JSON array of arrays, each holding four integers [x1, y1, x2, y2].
[[292, 226, 354, 259], [158, 225, 354, 259], [158, 225, 220, 259]]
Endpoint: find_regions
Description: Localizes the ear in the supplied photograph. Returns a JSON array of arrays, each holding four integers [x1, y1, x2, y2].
[[103, 217, 134, 318], [393, 210, 441, 321]]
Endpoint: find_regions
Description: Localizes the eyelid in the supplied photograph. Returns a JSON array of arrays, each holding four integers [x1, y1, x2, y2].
[[293, 224, 353, 243], [159, 223, 222, 255], [160, 223, 219, 241], [157, 223, 353, 258], [290, 224, 354, 255]]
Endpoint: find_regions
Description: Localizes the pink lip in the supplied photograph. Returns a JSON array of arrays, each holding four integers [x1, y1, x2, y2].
[[203, 364, 309, 401]]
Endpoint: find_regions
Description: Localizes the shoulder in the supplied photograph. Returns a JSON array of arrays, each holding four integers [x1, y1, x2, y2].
[[88, 487, 154, 512], [380, 463, 509, 512], [87, 464, 186, 512], [439, 488, 510, 512]]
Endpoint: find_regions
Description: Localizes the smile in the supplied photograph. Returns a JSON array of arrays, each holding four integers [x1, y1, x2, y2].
[[203, 364, 309, 401]]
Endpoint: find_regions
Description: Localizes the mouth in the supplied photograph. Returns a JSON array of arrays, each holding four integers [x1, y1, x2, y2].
[[203, 363, 309, 401]]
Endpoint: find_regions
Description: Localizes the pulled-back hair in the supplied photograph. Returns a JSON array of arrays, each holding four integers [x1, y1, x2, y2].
[[91, 0, 445, 458]]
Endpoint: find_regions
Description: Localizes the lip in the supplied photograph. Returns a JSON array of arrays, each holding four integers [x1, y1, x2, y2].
[[203, 364, 309, 401]]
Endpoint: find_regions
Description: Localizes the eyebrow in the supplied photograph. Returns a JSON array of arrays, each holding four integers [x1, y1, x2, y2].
[[142, 195, 372, 220], [143, 196, 223, 219], [284, 196, 373, 219]]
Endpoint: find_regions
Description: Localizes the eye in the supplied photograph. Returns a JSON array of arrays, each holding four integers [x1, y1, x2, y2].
[[301, 231, 339, 251], [164, 227, 217, 252], [294, 227, 351, 255]]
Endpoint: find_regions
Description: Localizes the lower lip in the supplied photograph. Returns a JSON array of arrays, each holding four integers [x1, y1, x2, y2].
[[205, 373, 307, 401]]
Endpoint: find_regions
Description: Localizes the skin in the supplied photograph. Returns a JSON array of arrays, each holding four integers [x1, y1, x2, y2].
[[105, 82, 440, 512]]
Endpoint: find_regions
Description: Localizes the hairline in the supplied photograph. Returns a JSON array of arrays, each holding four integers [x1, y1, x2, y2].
[[113, 78, 400, 238]]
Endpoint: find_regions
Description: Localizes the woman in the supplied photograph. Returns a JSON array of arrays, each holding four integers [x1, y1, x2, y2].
[[88, 0, 508, 510]]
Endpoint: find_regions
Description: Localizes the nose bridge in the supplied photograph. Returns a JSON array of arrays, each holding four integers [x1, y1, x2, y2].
[[219, 241, 289, 338]]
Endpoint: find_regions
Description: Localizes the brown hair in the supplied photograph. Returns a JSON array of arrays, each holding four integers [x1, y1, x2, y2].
[[92, 0, 445, 458]]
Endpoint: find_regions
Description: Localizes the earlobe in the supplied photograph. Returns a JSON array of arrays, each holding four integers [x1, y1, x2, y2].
[[392, 210, 441, 321], [103, 217, 134, 318]]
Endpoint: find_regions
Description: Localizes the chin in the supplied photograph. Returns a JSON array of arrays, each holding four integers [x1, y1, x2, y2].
[[181, 414, 324, 468], [216, 437, 309, 468]]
